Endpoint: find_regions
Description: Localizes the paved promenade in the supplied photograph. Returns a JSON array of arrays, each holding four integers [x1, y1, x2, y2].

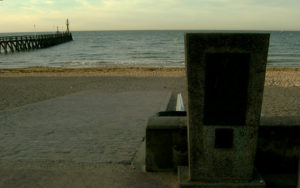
[[0, 90, 170, 165]]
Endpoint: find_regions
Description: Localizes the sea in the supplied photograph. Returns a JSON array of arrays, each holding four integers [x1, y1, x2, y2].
[[0, 30, 300, 69]]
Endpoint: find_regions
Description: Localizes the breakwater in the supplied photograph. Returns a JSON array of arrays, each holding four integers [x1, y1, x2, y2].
[[0, 32, 73, 54]]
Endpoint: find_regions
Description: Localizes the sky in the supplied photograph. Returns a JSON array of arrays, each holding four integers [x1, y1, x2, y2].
[[0, 0, 300, 33]]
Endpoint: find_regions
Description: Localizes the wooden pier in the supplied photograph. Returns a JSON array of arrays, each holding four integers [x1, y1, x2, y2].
[[0, 32, 73, 54]]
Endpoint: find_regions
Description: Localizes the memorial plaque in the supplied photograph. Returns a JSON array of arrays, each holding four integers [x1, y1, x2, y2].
[[204, 52, 250, 125], [215, 128, 234, 148]]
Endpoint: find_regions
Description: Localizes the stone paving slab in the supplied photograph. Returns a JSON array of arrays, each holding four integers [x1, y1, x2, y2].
[[0, 90, 170, 164]]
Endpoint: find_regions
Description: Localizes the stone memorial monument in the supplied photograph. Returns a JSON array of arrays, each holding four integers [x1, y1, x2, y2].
[[178, 33, 270, 187]]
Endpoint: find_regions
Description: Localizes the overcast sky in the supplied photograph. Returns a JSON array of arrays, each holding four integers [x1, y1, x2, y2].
[[1, 0, 300, 32]]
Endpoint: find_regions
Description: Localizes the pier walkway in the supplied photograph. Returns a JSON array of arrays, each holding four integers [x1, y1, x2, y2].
[[0, 32, 73, 54]]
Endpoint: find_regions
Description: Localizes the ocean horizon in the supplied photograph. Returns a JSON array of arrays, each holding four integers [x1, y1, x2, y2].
[[1, 30, 300, 69]]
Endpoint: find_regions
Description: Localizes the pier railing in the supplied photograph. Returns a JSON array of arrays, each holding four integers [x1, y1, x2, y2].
[[0, 32, 73, 54]]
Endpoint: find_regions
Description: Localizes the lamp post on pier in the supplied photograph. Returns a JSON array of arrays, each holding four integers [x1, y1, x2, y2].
[[66, 19, 70, 34], [34, 24, 36, 38]]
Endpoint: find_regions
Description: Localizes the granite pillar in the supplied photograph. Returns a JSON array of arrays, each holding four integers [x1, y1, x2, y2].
[[179, 33, 270, 187]]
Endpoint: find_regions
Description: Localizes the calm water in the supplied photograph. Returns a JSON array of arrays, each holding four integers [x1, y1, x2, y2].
[[0, 30, 300, 68]]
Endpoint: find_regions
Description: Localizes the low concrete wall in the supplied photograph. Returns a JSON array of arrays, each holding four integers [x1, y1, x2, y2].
[[146, 115, 300, 187], [146, 116, 187, 171]]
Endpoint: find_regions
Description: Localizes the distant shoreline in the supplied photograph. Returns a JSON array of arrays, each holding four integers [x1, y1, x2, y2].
[[0, 67, 186, 77], [0, 67, 184, 73], [1, 67, 299, 88], [1, 67, 300, 74]]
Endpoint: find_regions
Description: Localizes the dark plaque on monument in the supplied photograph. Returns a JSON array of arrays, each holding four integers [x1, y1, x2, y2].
[[204, 52, 250, 125]]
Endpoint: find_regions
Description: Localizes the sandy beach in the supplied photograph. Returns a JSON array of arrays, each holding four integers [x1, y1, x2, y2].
[[0, 67, 299, 188], [0, 67, 300, 116]]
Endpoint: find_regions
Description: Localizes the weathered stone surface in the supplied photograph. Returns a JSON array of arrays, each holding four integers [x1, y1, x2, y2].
[[146, 116, 187, 171], [178, 166, 266, 188], [185, 33, 270, 182]]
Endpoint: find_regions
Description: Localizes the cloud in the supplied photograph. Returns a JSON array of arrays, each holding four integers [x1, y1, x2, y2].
[[0, 0, 300, 32], [46, 1, 55, 5]]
